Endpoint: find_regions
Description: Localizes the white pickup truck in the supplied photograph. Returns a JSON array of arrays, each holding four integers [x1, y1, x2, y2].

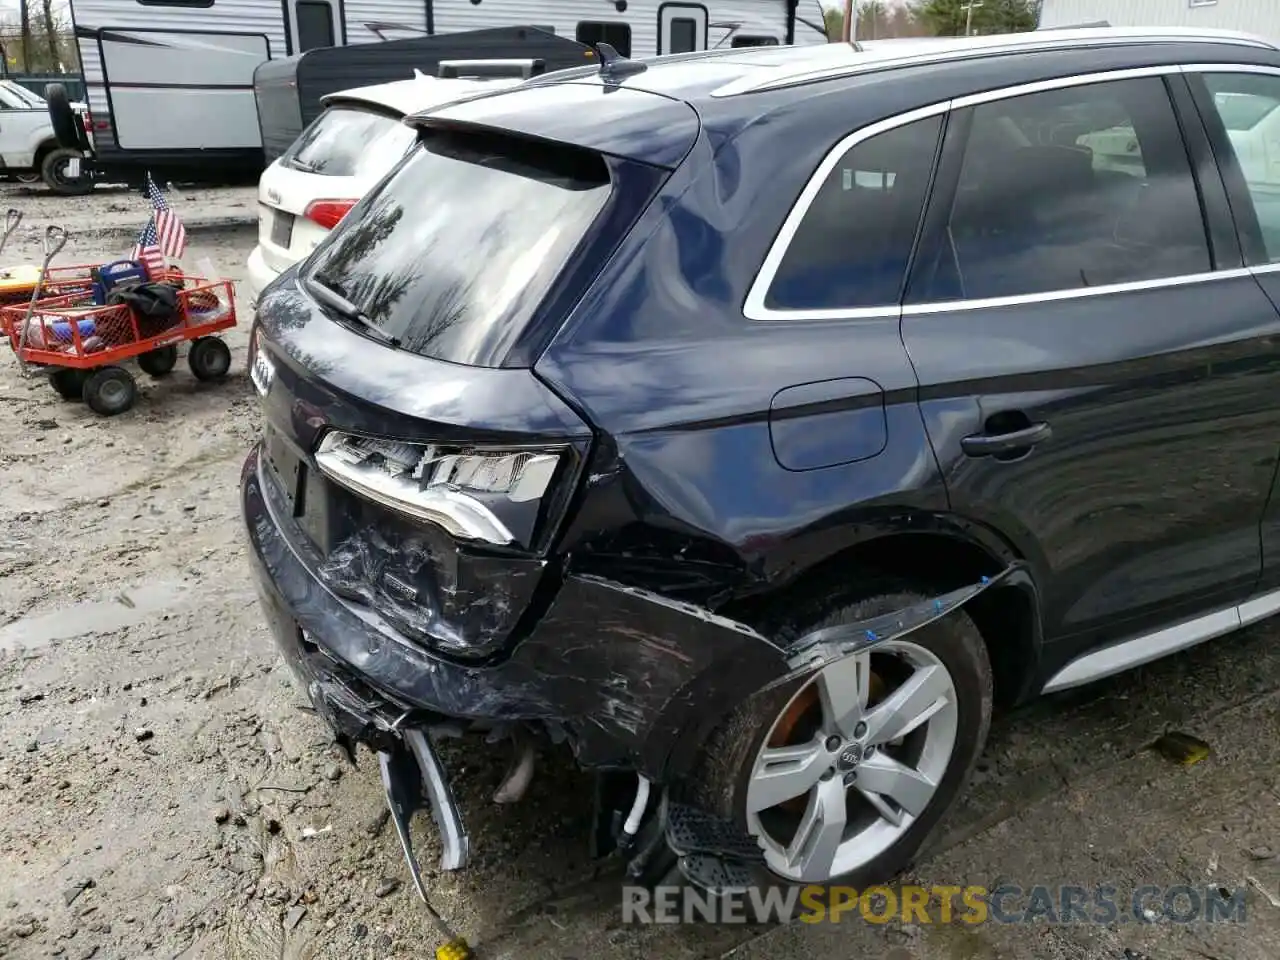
[[0, 80, 92, 195]]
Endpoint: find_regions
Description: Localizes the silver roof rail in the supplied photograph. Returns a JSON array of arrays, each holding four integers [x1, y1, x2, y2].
[[711, 27, 1278, 98]]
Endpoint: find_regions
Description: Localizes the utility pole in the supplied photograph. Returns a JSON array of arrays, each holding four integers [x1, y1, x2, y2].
[[842, 0, 855, 42], [963, 0, 985, 36]]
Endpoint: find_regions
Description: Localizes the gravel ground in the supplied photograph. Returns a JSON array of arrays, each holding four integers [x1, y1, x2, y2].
[[0, 188, 1278, 960], [0, 183, 256, 247]]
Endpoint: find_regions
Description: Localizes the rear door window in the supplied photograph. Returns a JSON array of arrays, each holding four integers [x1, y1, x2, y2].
[[761, 114, 943, 313], [911, 76, 1212, 303], [283, 106, 416, 178], [306, 129, 612, 367]]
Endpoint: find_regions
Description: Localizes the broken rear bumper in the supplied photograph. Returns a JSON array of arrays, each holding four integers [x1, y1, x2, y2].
[[241, 445, 788, 777]]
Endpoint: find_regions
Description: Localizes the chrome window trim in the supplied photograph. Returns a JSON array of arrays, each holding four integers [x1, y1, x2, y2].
[[899, 268, 1256, 317], [1180, 62, 1280, 77], [711, 29, 1277, 99], [745, 64, 1256, 323]]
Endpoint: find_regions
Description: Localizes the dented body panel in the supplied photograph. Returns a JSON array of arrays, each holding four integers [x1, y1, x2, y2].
[[245, 440, 1020, 776], [245, 450, 790, 773]]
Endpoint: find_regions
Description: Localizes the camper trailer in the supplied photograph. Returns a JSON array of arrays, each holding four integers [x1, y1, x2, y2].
[[1038, 0, 1280, 36], [59, 0, 828, 184]]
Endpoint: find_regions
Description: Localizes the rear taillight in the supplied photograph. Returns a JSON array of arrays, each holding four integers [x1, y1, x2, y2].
[[313, 431, 563, 551], [303, 199, 357, 230]]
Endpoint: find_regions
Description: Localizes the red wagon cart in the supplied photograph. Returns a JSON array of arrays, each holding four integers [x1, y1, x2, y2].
[[4, 228, 237, 416]]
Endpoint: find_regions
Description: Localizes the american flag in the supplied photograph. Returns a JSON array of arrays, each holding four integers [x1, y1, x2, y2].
[[132, 172, 187, 267], [131, 216, 166, 277]]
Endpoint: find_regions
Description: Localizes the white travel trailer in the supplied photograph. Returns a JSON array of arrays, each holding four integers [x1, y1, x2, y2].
[[1038, 0, 1280, 36], [59, 0, 828, 184]]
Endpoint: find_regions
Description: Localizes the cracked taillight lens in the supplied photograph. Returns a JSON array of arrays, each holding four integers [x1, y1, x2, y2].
[[313, 430, 561, 550]]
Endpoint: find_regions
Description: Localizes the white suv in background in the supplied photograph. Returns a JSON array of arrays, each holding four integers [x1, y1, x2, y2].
[[245, 70, 523, 301]]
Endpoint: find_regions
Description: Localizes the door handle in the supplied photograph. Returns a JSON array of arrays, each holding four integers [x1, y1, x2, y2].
[[960, 421, 1052, 458]]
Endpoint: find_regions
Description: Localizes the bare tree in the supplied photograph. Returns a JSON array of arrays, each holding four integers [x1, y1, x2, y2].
[[41, 0, 57, 67], [18, 0, 30, 70]]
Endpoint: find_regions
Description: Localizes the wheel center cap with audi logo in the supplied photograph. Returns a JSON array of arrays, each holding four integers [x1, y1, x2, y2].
[[836, 743, 863, 771]]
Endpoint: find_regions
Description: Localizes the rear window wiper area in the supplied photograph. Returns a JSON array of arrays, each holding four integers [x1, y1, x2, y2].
[[303, 274, 402, 348]]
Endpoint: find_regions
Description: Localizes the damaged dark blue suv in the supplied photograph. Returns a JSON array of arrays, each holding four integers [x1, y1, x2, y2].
[[243, 27, 1280, 893]]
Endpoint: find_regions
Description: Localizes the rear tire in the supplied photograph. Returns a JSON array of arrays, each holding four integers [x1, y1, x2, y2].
[[686, 582, 992, 889], [82, 366, 137, 416], [49, 368, 87, 401], [188, 337, 231, 381], [41, 147, 92, 196], [138, 345, 178, 378]]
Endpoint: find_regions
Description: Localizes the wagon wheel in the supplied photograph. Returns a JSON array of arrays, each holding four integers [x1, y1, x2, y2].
[[82, 366, 137, 416], [138, 345, 178, 378], [49, 368, 88, 401], [188, 337, 231, 381]]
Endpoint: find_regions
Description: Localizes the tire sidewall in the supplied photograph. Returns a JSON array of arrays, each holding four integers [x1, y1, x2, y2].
[[138, 345, 178, 377], [46, 84, 82, 149], [190, 338, 231, 379], [84, 367, 136, 416], [41, 148, 93, 196], [49, 368, 87, 401], [687, 587, 993, 889]]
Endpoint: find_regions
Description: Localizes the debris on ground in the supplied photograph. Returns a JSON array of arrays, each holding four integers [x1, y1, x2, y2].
[[1150, 731, 1211, 766], [1247, 875, 1280, 909], [62, 878, 95, 906]]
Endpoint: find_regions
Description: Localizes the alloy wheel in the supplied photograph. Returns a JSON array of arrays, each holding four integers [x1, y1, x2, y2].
[[745, 639, 959, 883]]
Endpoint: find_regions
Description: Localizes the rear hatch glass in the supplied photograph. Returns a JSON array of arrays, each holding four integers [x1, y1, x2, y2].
[[283, 105, 417, 178], [305, 128, 611, 368]]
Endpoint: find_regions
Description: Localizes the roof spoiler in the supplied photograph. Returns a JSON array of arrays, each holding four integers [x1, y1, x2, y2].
[[1036, 20, 1111, 29], [437, 58, 547, 79]]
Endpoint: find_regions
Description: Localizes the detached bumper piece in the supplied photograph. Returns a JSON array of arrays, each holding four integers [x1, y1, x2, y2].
[[300, 663, 473, 958], [379, 728, 474, 960], [664, 802, 766, 895], [380, 728, 470, 876]]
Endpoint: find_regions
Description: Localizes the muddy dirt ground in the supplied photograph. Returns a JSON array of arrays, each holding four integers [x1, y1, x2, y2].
[[1, 190, 1279, 960]]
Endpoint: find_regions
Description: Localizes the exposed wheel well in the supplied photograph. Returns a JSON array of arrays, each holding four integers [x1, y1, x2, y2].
[[722, 531, 1037, 707], [34, 139, 60, 166]]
